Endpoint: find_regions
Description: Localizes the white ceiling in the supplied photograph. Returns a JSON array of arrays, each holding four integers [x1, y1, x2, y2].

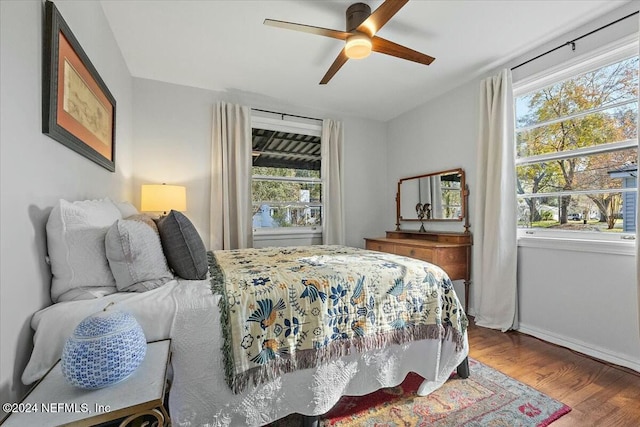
[[100, 0, 629, 122]]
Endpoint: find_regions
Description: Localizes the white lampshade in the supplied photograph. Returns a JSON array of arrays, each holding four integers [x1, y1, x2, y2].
[[141, 184, 187, 214], [345, 33, 372, 59]]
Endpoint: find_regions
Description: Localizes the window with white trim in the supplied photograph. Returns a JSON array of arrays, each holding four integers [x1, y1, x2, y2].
[[251, 117, 323, 233], [514, 41, 638, 240]]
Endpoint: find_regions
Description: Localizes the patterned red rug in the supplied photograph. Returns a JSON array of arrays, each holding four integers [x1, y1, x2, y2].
[[323, 358, 571, 426], [268, 359, 571, 427]]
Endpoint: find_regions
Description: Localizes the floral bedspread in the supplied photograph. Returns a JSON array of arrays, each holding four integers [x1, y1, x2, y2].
[[209, 245, 467, 394]]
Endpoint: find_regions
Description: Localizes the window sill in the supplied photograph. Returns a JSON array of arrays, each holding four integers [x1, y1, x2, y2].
[[517, 234, 635, 255], [253, 227, 322, 241]]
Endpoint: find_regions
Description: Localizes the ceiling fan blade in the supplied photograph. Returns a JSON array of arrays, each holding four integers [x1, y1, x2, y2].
[[356, 0, 409, 36], [264, 19, 351, 40], [372, 36, 435, 65], [320, 49, 349, 85]]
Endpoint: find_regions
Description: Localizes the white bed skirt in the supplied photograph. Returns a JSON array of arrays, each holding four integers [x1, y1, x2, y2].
[[23, 280, 468, 427]]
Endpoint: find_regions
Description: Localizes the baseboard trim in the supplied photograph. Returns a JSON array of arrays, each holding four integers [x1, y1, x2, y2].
[[517, 323, 640, 373]]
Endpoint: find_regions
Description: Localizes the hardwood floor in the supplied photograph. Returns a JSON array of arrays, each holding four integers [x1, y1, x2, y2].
[[467, 318, 640, 426]]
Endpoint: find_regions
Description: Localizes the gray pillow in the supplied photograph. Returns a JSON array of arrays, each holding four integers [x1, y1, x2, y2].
[[105, 217, 174, 292], [157, 210, 208, 280]]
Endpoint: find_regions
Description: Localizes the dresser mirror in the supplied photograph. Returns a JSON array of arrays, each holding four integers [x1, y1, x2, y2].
[[396, 168, 466, 225]]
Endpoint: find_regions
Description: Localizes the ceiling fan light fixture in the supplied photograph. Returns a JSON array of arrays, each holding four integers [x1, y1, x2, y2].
[[265, 0, 433, 84], [345, 33, 372, 59]]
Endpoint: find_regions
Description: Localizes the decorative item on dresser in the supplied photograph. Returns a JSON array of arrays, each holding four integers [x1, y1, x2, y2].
[[367, 167, 472, 312]]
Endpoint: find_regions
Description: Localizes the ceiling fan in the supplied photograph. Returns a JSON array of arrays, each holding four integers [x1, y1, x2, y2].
[[264, 0, 435, 85]]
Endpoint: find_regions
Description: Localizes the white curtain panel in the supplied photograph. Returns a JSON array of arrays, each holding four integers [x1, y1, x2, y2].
[[474, 69, 518, 332], [321, 119, 345, 245], [210, 102, 253, 250], [637, 17, 640, 335]]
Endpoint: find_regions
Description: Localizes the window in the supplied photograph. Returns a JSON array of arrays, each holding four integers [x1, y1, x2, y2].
[[251, 118, 322, 232], [514, 42, 638, 241]]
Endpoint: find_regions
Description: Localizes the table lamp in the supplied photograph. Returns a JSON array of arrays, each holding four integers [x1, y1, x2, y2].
[[141, 184, 187, 216]]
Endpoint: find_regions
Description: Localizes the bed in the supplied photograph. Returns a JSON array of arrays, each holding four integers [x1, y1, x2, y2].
[[21, 198, 469, 427]]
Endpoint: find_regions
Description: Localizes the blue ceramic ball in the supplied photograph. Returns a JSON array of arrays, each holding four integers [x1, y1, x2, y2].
[[61, 310, 147, 389]]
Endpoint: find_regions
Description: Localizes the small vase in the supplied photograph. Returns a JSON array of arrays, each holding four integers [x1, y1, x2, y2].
[[61, 309, 147, 389]]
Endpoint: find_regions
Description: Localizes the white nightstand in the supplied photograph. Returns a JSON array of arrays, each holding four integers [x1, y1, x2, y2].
[[1, 339, 172, 427]]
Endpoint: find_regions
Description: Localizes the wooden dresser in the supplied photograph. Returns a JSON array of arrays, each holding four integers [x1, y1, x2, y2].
[[365, 230, 472, 312]]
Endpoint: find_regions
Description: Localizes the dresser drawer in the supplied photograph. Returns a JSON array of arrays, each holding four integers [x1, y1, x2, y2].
[[366, 241, 395, 253], [394, 245, 433, 262], [434, 247, 468, 264], [439, 235, 459, 243]]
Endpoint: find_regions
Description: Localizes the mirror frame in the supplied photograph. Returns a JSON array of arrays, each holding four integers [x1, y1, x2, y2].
[[395, 168, 467, 228]]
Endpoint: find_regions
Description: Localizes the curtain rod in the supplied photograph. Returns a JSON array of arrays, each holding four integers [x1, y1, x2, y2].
[[511, 10, 639, 71], [251, 108, 323, 122]]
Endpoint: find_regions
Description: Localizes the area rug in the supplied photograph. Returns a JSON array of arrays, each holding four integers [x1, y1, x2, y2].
[[267, 358, 571, 427]]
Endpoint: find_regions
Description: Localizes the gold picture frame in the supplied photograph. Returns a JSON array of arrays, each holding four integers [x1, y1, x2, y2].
[[42, 0, 116, 172]]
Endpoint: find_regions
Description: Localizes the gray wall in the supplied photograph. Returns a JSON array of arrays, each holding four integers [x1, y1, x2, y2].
[[387, 2, 640, 370], [0, 0, 134, 406], [131, 77, 389, 250]]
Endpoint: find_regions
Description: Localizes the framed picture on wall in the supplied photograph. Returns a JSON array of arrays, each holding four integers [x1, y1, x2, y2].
[[42, 0, 116, 172]]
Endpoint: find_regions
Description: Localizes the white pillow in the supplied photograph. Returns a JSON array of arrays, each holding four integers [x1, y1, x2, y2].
[[113, 201, 139, 218], [105, 217, 174, 292], [47, 198, 122, 302]]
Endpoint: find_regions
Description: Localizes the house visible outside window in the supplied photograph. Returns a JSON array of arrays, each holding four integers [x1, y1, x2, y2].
[[514, 39, 638, 242], [251, 117, 322, 238]]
